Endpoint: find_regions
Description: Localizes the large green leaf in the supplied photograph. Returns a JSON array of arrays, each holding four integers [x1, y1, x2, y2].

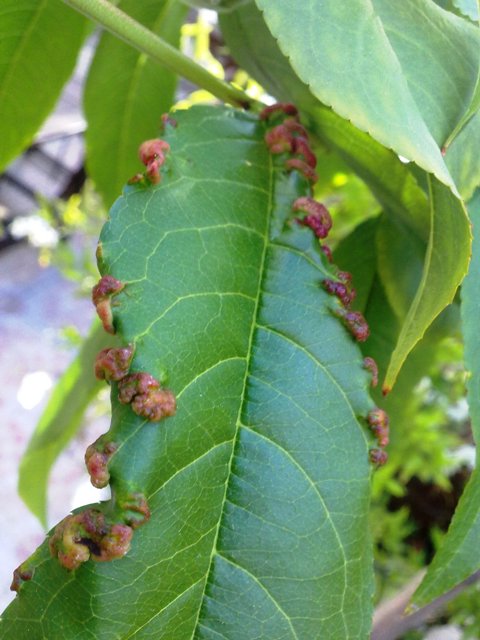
[[255, 0, 480, 192], [0, 0, 86, 172], [383, 178, 471, 392], [413, 190, 480, 606], [1, 106, 377, 639], [84, 0, 187, 207], [18, 321, 113, 528]]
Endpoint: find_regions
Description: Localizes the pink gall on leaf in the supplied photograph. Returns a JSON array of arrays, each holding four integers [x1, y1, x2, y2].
[[259, 102, 298, 121], [94, 345, 134, 382], [363, 357, 379, 387]]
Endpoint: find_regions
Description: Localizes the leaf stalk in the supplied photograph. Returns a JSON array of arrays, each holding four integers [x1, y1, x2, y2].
[[62, 0, 254, 108]]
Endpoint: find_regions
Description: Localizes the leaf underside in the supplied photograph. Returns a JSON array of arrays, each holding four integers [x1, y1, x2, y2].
[[1, 106, 376, 639]]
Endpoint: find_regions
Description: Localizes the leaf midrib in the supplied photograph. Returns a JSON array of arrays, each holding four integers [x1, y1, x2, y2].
[[186, 149, 278, 639]]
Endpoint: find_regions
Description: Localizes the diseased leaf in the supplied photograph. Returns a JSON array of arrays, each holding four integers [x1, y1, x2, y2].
[[1, 106, 377, 639], [383, 178, 471, 392], [412, 190, 480, 607], [18, 321, 112, 527], [84, 0, 187, 207], [254, 0, 480, 192], [0, 0, 86, 172]]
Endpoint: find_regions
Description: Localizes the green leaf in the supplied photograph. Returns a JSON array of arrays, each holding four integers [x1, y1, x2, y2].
[[412, 190, 480, 607], [383, 178, 471, 392], [255, 0, 480, 192], [2, 106, 376, 639], [375, 215, 426, 320], [0, 0, 86, 172], [84, 0, 188, 207], [18, 321, 112, 527]]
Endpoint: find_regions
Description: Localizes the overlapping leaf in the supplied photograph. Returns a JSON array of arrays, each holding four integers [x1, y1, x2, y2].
[[255, 0, 480, 192], [0, 0, 86, 172], [1, 106, 377, 639], [413, 190, 480, 606], [84, 0, 187, 206], [383, 178, 471, 391]]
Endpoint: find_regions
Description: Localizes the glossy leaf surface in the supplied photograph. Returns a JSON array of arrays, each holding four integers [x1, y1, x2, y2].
[[1, 106, 376, 639], [0, 0, 86, 172], [255, 0, 480, 192], [18, 321, 112, 528], [84, 0, 187, 206], [413, 190, 480, 606]]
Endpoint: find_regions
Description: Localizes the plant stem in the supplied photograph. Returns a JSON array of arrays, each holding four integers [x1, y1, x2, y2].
[[63, 0, 254, 108]]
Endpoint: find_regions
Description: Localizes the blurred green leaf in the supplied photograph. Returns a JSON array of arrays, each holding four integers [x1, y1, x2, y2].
[[18, 321, 112, 527], [84, 0, 188, 207], [0, 1, 86, 172]]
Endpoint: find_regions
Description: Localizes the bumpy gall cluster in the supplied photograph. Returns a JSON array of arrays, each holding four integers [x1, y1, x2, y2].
[[118, 372, 176, 422], [85, 438, 118, 489], [10, 563, 34, 592], [323, 271, 357, 307], [49, 509, 134, 570], [369, 448, 388, 466], [138, 138, 170, 185], [367, 408, 390, 447], [293, 197, 332, 239], [262, 104, 318, 184], [92, 275, 125, 334], [333, 309, 370, 342], [94, 345, 134, 382], [363, 357, 379, 388]]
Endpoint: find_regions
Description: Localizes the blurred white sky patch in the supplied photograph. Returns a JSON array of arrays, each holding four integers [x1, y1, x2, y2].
[[10, 214, 59, 248], [16, 371, 53, 410]]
